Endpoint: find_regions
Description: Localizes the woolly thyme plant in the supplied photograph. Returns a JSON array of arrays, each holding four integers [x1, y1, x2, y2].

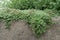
[[0, 8, 52, 37]]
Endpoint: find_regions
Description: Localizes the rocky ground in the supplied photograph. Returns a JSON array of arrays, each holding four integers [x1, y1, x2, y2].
[[0, 17, 60, 40]]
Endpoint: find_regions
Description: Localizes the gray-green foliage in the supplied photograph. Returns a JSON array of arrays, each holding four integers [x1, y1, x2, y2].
[[26, 10, 52, 37], [0, 0, 10, 8], [7, 0, 53, 10], [44, 9, 60, 17], [7, 0, 60, 10], [0, 8, 52, 37]]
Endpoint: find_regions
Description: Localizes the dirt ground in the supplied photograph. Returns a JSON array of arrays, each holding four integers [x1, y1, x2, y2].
[[0, 17, 60, 40], [39, 17, 60, 40]]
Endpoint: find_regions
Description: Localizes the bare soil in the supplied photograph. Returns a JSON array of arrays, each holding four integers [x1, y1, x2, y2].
[[39, 17, 60, 40], [0, 17, 60, 40]]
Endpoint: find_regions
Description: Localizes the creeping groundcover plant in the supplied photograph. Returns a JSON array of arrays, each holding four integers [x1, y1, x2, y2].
[[0, 8, 52, 37]]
